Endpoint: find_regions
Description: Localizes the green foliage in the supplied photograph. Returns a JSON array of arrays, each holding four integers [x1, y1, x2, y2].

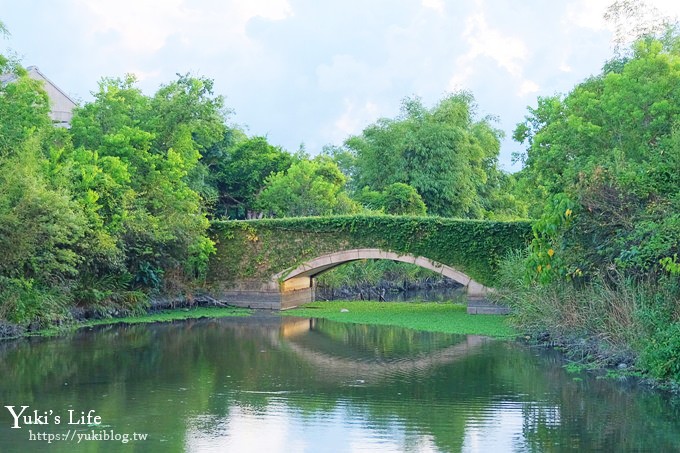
[[78, 306, 250, 328], [381, 182, 427, 215], [503, 28, 680, 385], [209, 215, 532, 287], [149, 73, 227, 156], [514, 32, 680, 279], [212, 136, 292, 218], [69, 73, 222, 291], [33, 306, 251, 337], [72, 272, 147, 314], [345, 93, 516, 218], [355, 182, 427, 215], [0, 277, 69, 325], [255, 156, 358, 217], [186, 235, 217, 280], [0, 62, 51, 156], [317, 260, 386, 289], [316, 260, 444, 293], [526, 194, 576, 283], [0, 58, 230, 325], [499, 245, 680, 382], [660, 254, 680, 275], [497, 259, 647, 362], [0, 140, 87, 283], [478, 170, 529, 220], [639, 322, 680, 382], [633, 277, 680, 381]]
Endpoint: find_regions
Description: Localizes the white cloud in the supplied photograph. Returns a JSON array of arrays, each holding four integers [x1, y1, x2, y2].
[[421, 0, 445, 15], [565, 0, 610, 31], [565, 0, 680, 41], [652, 0, 680, 16], [316, 55, 386, 93], [230, 0, 293, 22], [73, 0, 186, 52], [447, 7, 529, 91], [517, 79, 539, 97], [126, 68, 162, 82], [463, 12, 528, 76], [73, 0, 293, 54], [447, 55, 476, 91], [10, 0, 667, 171], [330, 98, 380, 141]]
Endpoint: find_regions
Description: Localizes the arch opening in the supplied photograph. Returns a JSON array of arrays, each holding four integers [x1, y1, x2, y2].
[[273, 248, 488, 298]]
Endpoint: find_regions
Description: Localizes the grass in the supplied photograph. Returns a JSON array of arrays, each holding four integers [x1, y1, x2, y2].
[[282, 301, 517, 338], [36, 306, 252, 337]]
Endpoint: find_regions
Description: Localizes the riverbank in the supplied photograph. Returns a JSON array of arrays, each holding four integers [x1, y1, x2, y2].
[[282, 301, 517, 338], [493, 257, 680, 390], [1, 305, 251, 339], [0, 299, 515, 340]]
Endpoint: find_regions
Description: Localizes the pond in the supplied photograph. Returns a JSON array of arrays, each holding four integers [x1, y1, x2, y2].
[[1, 314, 679, 452]]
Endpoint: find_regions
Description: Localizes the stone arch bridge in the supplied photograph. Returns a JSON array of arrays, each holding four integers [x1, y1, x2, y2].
[[206, 215, 531, 310]]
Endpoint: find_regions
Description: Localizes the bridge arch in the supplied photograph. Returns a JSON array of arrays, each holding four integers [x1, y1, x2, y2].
[[208, 216, 531, 309], [273, 248, 489, 298]]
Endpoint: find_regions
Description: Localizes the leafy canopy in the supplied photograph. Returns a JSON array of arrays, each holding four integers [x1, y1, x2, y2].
[[256, 156, 358, 217], [514, 32, 680, 280], [345, 93, 512, 218]]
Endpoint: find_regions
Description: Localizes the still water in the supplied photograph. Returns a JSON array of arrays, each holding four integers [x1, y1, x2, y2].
[[1, 314, 679, 452]]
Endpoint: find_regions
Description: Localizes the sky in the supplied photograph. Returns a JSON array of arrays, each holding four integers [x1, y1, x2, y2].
[[1, 0, 680, 171]]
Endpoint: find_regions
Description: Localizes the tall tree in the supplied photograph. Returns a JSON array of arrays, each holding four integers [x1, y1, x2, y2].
[[514, 33, 680, 278], [256, 156, 357, 217], [345, 93, 505, 218], [0, 46, 89, 322], [212, 136, 292, 218], [69, 74, 228, 287], [0, 57, 51, 156]]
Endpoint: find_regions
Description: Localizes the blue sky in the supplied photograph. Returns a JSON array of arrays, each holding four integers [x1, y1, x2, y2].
[[1, 0, 679, 170]]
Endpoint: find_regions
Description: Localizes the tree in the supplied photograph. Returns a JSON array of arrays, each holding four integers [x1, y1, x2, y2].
[[345, 93, 506, 218], [355, 183, 427, 215], [69, 74, 227, 287], [256, 156, 358, 217], [604, 0, 675, 53], [212, 136, 292, 218], [0, 44, 89, 322], [514, 32, 680, 278], [0, 139, 86, 284], [0, 58, 51, 156]]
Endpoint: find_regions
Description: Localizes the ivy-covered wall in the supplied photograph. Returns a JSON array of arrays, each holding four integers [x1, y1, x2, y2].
[[208, 215, 532, 288]]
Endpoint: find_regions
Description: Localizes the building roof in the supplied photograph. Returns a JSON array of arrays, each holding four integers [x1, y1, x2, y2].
[[1, 66, 78, 127], [25, 66, 78, 108]]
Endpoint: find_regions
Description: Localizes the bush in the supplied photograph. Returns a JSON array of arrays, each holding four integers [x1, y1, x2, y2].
[[0, 277, 69, 325], [636, 277, 680, 381], [497, 252, 680, 381]]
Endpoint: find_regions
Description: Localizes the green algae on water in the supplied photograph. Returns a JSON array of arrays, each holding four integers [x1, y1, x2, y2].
[[282, 301, 516, 338]]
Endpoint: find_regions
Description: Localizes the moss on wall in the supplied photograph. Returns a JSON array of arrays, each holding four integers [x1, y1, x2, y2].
[[208, 215, 532, 287]]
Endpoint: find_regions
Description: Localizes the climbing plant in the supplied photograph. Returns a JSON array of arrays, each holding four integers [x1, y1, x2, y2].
[[208, 215, 532, 287]]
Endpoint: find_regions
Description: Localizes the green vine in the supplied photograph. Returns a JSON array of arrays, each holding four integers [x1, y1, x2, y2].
[[208, 215, 532, 287]]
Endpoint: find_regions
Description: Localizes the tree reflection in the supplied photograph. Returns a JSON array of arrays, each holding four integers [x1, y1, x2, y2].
[[1, 317, 679, 452]]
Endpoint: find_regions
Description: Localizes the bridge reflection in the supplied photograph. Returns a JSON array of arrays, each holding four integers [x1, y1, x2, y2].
[[276, 317, 486, 384]]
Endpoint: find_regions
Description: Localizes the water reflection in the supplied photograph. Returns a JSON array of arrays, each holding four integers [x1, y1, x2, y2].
[[0, 315, 679, 452]]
